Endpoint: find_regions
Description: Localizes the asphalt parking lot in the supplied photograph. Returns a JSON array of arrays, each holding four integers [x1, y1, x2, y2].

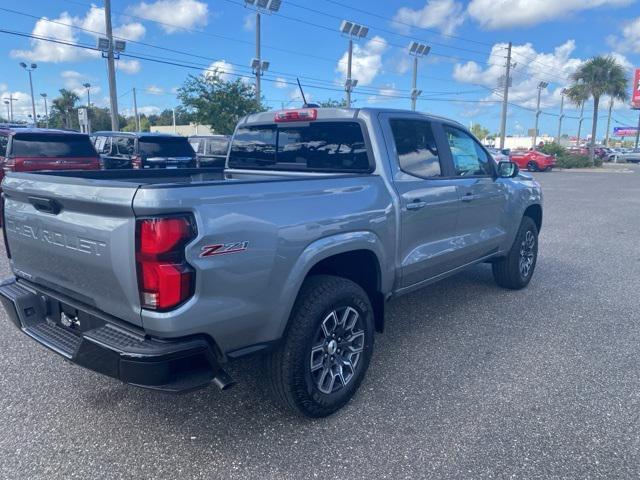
[[1, 164, 639, 479]]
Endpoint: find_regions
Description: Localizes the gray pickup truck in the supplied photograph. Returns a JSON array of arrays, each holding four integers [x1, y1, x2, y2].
[[0, 108, 542, 417]]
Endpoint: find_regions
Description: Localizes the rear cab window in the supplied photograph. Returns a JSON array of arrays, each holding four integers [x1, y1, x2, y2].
[[139, 137, 194, 157], [10, 133, 97, 158], [228, 122, 371, 173]]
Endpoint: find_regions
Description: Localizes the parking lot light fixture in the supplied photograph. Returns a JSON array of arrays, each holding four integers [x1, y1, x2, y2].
[[408, 41, 430, 111], [19, 62, 38, 123], [40, 93, 48, 128], [340, 20, 369, 108]]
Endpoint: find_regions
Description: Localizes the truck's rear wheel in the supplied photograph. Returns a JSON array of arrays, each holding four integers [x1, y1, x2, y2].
[[266, 275, 374, 418], [492, 216, 538, 289]]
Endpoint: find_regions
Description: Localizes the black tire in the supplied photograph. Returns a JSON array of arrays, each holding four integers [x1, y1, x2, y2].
[[492, 216, 538, 290], [527, 161, 539, 172], [266, 275, 375, 418]]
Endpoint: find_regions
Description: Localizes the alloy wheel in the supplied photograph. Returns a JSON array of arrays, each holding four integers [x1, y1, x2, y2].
[[309, 306, 365, 395], [519, 230, 536, 279]]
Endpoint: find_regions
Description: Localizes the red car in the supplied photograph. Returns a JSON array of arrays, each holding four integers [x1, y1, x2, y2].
[[0, 128, 100, 184], [509, 149, 556, 172]]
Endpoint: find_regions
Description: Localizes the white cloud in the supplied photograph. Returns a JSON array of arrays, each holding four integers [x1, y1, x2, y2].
[[121, 105, 161, 117], [336, 36, 388, 87], [204, 60, 234, 82], [392, 0, 465, 35], [607, 17, 640, 54], [130, 0, 208, 33], [60, 70, 102, 99], [117, 59, 141, 74], [467, 0, 631, 30], [10, 6, 144, 63], [146, 85, 164, 95], [243, 13, 254, 31], [275, 77, 288, 89], [367, 84, 400, 104], [453, 40, 584, 109]]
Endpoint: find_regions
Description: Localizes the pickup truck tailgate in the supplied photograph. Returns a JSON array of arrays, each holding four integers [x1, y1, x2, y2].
[[2, 174, 142, 326]]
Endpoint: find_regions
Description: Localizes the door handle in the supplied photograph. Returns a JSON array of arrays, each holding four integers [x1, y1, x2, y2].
[[461, 193, 476, 202], [407, 200, 427, 210]]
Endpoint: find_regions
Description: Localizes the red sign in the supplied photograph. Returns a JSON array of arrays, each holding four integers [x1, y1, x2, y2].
[[633, 68, 640, 107]]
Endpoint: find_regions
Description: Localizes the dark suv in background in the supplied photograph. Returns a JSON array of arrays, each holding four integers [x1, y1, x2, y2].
[[188, 135, 230, 167], [0, 128, 100, 183], [92, 132, 197, 169]]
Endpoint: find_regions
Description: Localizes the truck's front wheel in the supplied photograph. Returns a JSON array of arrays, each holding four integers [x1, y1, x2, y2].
[[266, 275, 374, 418]]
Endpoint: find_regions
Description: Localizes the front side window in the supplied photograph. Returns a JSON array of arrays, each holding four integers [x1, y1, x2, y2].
[[443, 126, 492, 176], [389, 119, 441, 178], [206, 138, 229, 156], [228, 122, 370, 172]]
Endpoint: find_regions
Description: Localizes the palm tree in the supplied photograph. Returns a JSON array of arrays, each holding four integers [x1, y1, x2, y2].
[[51, 89, 80, 129], [566, 56, 628, 165]]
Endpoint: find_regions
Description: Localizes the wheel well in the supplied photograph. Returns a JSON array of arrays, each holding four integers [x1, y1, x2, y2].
[[524, 204, 542, 232], [306, 250, 385, 333]]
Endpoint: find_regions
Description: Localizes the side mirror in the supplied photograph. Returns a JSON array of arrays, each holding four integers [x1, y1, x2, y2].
[[497, 161, 519, 178]]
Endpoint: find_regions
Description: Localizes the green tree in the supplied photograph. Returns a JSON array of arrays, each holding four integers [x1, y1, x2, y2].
[[50, 89, 80, 130], [566, 56, 628, 164], [471, 123, 490, 141], [318, 98, 348, 108], [177, 72, 264, 135]]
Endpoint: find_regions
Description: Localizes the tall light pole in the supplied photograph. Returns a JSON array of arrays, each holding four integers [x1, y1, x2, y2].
[[83, 83, 91, 133], [172, 107, 176, 133], [40, 93, 48, 128], [533, 81, 548, 149], [104, 0, 119, 131], [576, 101, 585, 147], [19, 62, 37, 123], [557, 88, 566, 144], [3, 101, 10, 122], [408, 41, 430, 111], [604, 97, 614, 147], [340, 20, 369, 108], [245, 0, 281, 103]]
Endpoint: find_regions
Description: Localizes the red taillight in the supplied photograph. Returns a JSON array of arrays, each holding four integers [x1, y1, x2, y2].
[[136, 216, 196, 310], [131, 155, 142, 169], [274, 108, 317, 123], [3, 157, 22, 173]]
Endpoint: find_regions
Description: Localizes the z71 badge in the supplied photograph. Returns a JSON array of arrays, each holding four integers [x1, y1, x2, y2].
[[200, 241, 249, 257]]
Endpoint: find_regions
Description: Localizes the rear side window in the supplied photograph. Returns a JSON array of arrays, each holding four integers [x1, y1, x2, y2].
[[95, 136, 111, 154], [115, 137, 134, 156], [139, 137, 194, 157], [389, 119, 441, 178], [11, 134, 96, 157], [229, 122, 370, 172], [0, 135, 8, 157], [189, 140, 204, 154], [206, 138, 229, 156]]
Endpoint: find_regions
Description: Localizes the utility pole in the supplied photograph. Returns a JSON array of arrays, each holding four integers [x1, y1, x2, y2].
[[40, 93, 48, 128], [533, 81, 548, 149], [604, 97, 614, 147], [104, 0, 119, 131], [3, 101, 9, 122], [172, 108, 176, 134], [635, 110, 640, 149], [346, 37, 353, 108], [255, 12, 261, 101], [7, 95, 15, 122], [557, 88, 566, 144], [499, 41, 513, 150], [576, 101, 585, 146], [133, 87, 140, 131]]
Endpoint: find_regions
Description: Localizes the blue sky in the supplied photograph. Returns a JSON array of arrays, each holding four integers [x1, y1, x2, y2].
[[1, 0, 639, 139]]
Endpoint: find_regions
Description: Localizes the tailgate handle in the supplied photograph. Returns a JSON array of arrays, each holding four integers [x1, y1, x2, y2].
[[28, 196, 61, 215]]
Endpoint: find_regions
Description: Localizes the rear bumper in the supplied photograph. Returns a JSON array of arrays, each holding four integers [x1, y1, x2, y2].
[[0, 277, 233, 393]]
